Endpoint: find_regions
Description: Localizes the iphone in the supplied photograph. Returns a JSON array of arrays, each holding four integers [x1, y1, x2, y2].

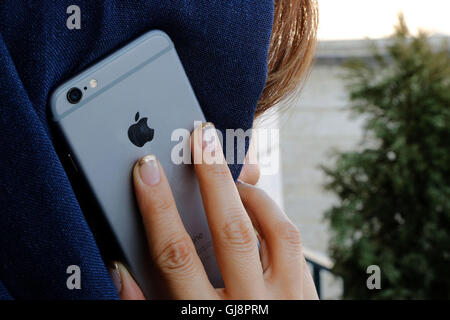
[[50, 30, 222, 298]]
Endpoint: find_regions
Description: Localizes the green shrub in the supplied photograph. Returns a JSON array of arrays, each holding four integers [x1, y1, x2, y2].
[[322, 16, 450, 299]]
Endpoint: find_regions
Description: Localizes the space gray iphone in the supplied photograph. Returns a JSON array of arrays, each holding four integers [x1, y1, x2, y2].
[[50, 30, 222, 298]]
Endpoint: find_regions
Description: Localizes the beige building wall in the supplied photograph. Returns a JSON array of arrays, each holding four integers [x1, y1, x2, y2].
[[266, 38, 448, 299]]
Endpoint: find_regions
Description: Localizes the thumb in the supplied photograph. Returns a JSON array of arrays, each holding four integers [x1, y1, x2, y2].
[[109, 262, 146, 300]]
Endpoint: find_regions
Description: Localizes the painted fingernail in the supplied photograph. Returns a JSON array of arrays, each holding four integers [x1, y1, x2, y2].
[[138, 155, 160, 185], [109, 262, 122, 294], [202, 122, 217, 151]]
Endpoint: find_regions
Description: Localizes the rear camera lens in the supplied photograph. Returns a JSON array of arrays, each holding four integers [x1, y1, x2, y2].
[[67, 87, 83, 104]]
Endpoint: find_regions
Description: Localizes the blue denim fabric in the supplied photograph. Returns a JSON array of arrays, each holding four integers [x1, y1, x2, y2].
[[0, 1, 273, 299]]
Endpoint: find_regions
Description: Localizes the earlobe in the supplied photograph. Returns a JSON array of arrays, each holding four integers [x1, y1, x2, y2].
[[239, 161, 260, 185], [238, 134, 260, 185]]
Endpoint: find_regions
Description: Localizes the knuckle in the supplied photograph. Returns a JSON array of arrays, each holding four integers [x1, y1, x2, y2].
[[221, 212, 256, 252], [152, 197, 174, 214], [247, 186, 268, 201], [283, 288, 304, 300], [276, 221, 302, 252], [205, 163, 230, 180], [155, 236, 197, 278]]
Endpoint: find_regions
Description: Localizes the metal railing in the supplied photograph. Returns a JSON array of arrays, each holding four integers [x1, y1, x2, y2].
[[303, 247, 335, 299]]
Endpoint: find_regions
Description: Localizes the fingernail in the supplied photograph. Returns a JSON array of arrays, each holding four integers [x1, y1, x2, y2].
[[202, 122, 217, 151], [109, 262, 122, 294], [138, 155, 160, 186]]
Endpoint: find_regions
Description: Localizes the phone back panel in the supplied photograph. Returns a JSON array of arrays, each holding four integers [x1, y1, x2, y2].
[[50, 31, 222, 298]]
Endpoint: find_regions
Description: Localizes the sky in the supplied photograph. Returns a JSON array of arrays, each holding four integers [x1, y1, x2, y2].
[[318, 0, 450, 40]]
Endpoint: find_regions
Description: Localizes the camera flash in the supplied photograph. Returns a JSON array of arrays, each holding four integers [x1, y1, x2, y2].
[[90, 79, 98, 88]]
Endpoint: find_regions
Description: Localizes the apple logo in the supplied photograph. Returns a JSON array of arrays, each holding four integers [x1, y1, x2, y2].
[[127, 112, 155, 147]]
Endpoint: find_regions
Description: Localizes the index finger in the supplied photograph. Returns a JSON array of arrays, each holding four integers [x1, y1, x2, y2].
[[133, 155, 216, 299]]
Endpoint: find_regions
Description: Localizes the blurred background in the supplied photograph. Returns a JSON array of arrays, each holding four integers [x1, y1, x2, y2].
[[256, 0, 450, 299]]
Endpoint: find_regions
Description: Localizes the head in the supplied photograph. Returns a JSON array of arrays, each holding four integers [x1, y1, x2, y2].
[[240, 0, 318, 184], [257, 0, 319, 117]]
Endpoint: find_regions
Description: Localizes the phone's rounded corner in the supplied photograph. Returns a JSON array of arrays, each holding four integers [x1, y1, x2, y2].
[[48, 29, 175, 123], [145, 29, 174, 48], [49, 86, 64, 122]]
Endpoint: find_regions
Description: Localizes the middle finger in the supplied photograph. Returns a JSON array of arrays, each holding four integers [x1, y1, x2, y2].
[[191, 123, 265, 298]]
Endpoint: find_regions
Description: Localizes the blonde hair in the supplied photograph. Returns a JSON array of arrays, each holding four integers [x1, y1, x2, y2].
[[256, 0, 318, 117]]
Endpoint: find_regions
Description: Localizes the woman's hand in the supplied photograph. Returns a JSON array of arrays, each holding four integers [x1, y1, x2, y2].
[[109, 123, 318, 299]]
